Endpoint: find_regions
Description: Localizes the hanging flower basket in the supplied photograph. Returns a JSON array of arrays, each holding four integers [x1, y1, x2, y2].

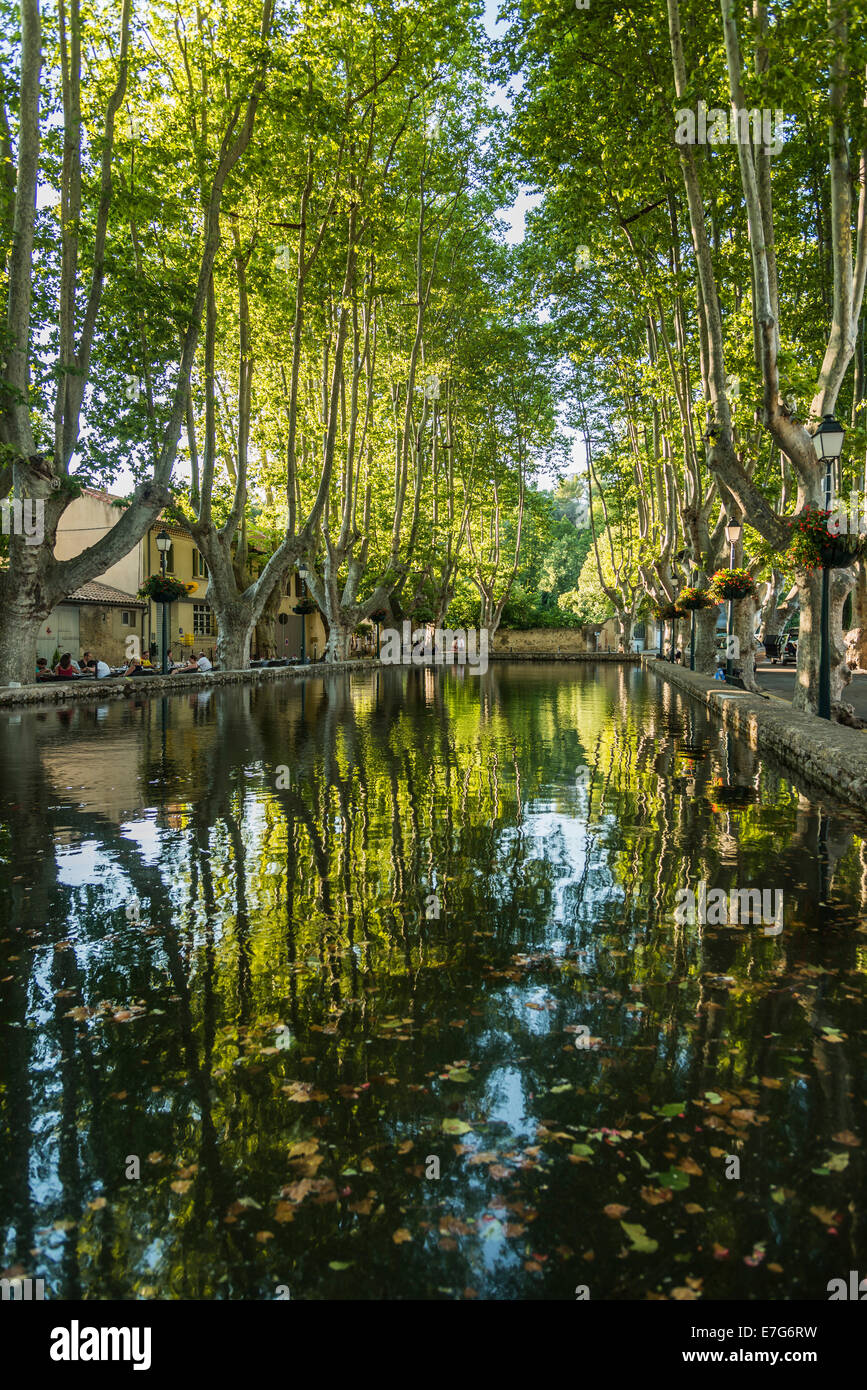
[[293, 600, 317, 616], [676, 586, 718, 612], [656, 601, 684, 621], [787, 506, 865, 572], [709, 567, 757, 601], [369, 609, 388, 623], [139, 573, 195, 603]]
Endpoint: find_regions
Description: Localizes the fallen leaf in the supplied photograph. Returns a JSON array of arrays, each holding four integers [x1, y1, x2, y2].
[[621, 1221, 659, 1253], [392, 1228, 412, 1244], [603, 1203, 628, 1219], [810, 1206, 840, 1226], [641, 1186, 672, 1206]]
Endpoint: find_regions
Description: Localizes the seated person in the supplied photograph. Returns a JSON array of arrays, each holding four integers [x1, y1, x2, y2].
[[35, 656, 50, 679], [54, 652, 80, 678], [196, 651, 213, 671], [91, 655, 111, 679], [178, 654, 198, 671], [123, 656, 144, 676], [79, 650, 97, 674], [713, 664, 726, 681]]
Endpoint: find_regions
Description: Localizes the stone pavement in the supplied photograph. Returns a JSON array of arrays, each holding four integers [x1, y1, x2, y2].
[[756, 662, 867, 719]]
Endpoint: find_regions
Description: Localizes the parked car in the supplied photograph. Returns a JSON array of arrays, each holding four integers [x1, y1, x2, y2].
[[759, 632, 798, 665]]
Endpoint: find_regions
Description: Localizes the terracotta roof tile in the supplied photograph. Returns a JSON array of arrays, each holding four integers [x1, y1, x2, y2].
[[66, 581, 146, 609]]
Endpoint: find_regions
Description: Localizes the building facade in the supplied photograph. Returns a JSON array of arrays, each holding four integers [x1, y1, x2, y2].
[[45, 490, 327, 667]]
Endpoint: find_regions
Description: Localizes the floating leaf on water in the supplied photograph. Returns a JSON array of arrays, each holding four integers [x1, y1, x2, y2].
[[658, 1169, 690, 1191], [826, 1152, 850, 1172], [704, 1091, 724, 1105], [447, 1069, 473, 1083], [620, 1221, 659, 1254], [442, 1119, 472, 1135], [329, 1260, 354, 1270]]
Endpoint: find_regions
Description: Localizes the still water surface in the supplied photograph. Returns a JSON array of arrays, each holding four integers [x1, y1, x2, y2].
[[1, 663, 865, 1299]]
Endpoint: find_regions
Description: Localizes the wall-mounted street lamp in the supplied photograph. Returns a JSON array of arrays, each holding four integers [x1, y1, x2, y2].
[[724, 518, 742, 681], [155, 529, 172, 674], [297, 562, 309, 664], [688, 558, 697, 671], [812, 414, 846, 719]]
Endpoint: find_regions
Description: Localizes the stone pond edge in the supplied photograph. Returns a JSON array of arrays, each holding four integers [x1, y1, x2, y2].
[[0, 651, 640, 709], [643, 655, 867, 813]]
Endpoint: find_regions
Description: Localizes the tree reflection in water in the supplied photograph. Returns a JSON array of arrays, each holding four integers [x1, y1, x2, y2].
[[0, 663, 865, 1299]]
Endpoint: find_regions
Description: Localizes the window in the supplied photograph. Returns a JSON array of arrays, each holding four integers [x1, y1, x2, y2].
[[193, 550, 208, 578], [121, 610, 133, 626], [193, 603, 215, 637]]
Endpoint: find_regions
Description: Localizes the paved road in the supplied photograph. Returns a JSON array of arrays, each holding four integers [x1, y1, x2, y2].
[[756, 663, 867, 718]]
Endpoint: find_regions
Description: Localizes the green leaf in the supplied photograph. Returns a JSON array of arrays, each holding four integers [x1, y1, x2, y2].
[[571, 1142, 594, 1156], [328, 1261, 354, 1271], [826, 1152, 849, 1172], [636, 1152, 651, 1171], [704, 1091, 724, 1105], [620, 1220, 659, 1254], [447, 1069, 473, 1083], [442, 1118, 472, 1135], [658, 1169, 690, 1190], [656, 1102, 685, 1117]]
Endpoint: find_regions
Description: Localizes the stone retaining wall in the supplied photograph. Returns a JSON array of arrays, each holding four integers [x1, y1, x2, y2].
[[0, 658, 375, 709], [643, 655, 867, 811], [491, 627, 625, 657]]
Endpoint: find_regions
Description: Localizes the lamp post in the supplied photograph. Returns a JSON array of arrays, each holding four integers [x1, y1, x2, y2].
[[297, 562, 308, 664], [812, 412, 846, 720], [689, 560, 697, 671], [155, 528, 172, 675], [724, 518, 742, 682]]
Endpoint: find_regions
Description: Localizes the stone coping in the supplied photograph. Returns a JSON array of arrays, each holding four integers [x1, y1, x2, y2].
[[0, 659, 375, 708], [489, 652, 640, 663], [643, 655, 867, 812]]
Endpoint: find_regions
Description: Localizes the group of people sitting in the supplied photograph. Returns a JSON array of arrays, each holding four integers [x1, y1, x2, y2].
[[35, 648, 214, 680], [36, 650, 112, 680], [165, 649, 213, 673]]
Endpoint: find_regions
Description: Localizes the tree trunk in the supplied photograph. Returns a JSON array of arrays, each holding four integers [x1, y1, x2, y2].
[[0, 599, 41, 685], [793, 568, 854, 713], [694, 606, 718, 675], [255, 580, 284, 659], [214, 602, 255, 671], [844, 557, 867, 670], [757, 568, 785, 645], [325, 621, 352, 663], [734, 595, 760, 692]]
